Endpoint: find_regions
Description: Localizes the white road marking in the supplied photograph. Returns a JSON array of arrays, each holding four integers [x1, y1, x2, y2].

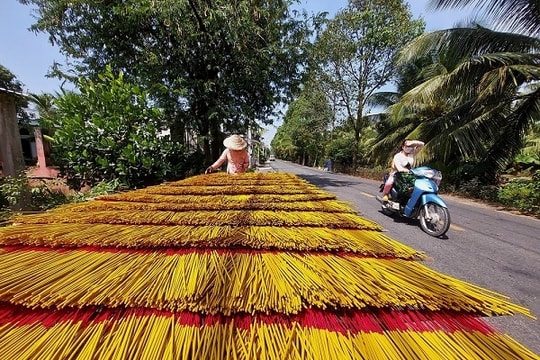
[[450, 224, 465, 231]]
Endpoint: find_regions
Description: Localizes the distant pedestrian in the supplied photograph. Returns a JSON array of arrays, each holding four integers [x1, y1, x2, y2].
[[324, 159, 332, 172]]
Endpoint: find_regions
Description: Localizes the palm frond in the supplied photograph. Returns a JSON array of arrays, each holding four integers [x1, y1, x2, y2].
[[482, 90, 540, 172], [428, 0, 540, 36], [418, 62, 449, 79], [475, 62, 540, 104], [365, 92, 402, 108], [402, 52, 538, 109], [521, 133, 540, 155], [370, 121, 419, 165], [396, 75, 449, 111], [398, 27, 540, 67]]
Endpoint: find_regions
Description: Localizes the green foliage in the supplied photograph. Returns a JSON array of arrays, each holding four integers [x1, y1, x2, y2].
[[355, 166, 386, 181], [44, 67, 190, 190], [0, 174, 68, 212], [0, 175, 125, 224], [507, 153, 540, 175], [497, 171, 540, 216], [0, 65, 24, 94], [19, 0, 312, 162], [69, 179, 124, 203], [450, 178, 499, 202], [0, 174, 29, 209], [311, 0, 425, 168], [272, 84, 332, 165], [325, 133, 357, 171], [384, 0, 540, 182]]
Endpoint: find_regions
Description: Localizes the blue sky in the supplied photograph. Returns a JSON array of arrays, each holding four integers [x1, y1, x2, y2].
[[0, 0, 476, 143]]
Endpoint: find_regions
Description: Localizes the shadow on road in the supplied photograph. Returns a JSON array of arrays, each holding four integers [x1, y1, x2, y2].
[[297, 173, 371, 189]]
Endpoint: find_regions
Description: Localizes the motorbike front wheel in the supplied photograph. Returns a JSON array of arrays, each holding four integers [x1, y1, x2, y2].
[[419, 203, 450, 237]]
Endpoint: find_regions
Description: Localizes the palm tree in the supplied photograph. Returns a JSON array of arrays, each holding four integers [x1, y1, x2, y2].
[[368, 56, 437, 164], [27, 93, 57, 121], [374, 0, 540, 183]]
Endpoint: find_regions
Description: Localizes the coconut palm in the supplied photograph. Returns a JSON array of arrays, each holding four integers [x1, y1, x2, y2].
[[27, 93, 57, 121], [374, 0, 540, 183], [368, 57, 438, 164]]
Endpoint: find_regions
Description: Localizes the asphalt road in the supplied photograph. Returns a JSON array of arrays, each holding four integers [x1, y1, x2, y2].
[[267, 159, 540, 355]]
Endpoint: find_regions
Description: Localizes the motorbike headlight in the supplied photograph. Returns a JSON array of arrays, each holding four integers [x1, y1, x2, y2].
[[422, 169, 435, 178], [415, 168, 435, 178], [416, 168, 442, 185]]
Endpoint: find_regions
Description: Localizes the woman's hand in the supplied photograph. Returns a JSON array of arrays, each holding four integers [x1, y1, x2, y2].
[[205, 166, 214, 174]]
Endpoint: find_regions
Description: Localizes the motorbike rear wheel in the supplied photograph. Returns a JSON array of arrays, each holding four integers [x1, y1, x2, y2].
[[419, 203, 450, 237]]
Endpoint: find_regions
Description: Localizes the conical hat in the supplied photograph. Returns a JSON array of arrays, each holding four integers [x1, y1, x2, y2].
[[223, 134, 247, 150]]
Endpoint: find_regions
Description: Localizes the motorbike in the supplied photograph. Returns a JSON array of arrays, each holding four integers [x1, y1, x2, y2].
[[376, 166, 451, 237]]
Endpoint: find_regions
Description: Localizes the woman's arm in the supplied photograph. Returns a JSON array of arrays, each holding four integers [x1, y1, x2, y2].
[[405, 139, 424, 147], [405, 140, 425, 154], [208, 149, 229, 171]]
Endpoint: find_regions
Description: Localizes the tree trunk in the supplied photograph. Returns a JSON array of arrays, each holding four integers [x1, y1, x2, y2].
[[352, 94, 365, 171]]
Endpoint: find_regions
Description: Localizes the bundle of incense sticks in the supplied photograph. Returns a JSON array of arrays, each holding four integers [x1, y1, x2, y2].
[[0, 172, 537, 359]]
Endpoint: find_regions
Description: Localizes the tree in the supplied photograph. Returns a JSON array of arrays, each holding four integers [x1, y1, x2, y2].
[[369, 56, 438, 164], [271, 83, 333, 165], [325, 128, 357, 172], [28, 93, 57, 122], [311, 0, 424, 168], [385, 0, 540, 183], [19, 0, 311, 165], [43, 66, 191, 190]]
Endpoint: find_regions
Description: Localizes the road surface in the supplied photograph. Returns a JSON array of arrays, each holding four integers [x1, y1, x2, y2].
[[267, 159, 540, 355]]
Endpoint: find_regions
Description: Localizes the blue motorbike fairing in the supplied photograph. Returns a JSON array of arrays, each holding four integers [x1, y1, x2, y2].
[[421, 193, 448, 207], [403, 178, 445, 217]]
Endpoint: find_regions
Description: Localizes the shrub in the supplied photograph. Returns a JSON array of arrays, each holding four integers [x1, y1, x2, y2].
[[0, 173, 69, 212], [355, 166, 386, 181], [455, 177, 499, 202], [0, 175, 127, 225], [497, 171, 540, 216], [44, 66, 191, 190], [69, 179, 125, 203]]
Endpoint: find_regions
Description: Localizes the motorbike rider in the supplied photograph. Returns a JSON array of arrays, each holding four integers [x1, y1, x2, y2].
[[381, 139, 425, 202]]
